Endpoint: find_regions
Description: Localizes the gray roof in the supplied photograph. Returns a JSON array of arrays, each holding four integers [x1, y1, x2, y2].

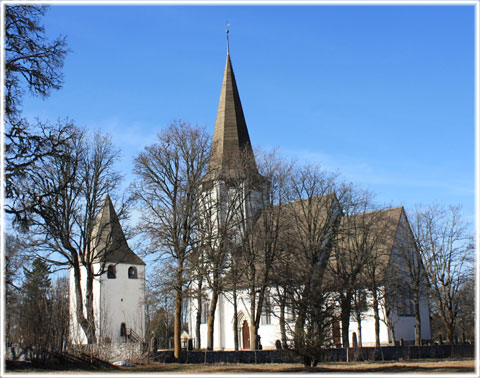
[[206, 53, 259, 180], [91, 194, 145, 266]]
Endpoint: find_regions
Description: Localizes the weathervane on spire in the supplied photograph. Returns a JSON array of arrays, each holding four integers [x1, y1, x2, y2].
[[226, 22, 230, 54]]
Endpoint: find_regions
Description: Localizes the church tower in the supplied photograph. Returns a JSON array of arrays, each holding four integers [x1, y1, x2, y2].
[[202, 46, 265, 233], [69, 195, 145, 345], [190, 44, 266, 350]]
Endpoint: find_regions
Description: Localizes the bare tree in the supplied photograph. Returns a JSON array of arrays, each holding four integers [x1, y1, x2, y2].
[[199, 176, 246, 350], [5, 233, 28, 345], [144, 269, 175, 351], [48, 276, 70, 351], [20, 258, 52, 350], [351, 287, 369, 347], [241, 150, 292, 351], [133, 121, 210, 358], [455, 272, 475, 343], [411, 204, 473, 343], [385, 209, 428, 345], [191, 146, 264, 350], [328, 186, 378, 349], [188, 246, 208, 349], [5, 5, 70, 223], [279, 164, 341, 365], [361, 207, 403, 348], [17, 127, 123, 344]]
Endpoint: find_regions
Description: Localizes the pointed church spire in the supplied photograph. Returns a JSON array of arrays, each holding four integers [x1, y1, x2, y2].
[[208, 44, 259, 180], [91, 194, 144, 265]]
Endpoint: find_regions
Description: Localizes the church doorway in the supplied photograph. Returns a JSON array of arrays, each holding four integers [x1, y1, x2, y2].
[[242, 320, 250, 349]]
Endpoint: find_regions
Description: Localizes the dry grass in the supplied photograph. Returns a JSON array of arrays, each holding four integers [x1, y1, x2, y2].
[[126, 359, 475, 374], [6, 358, 475, 374]]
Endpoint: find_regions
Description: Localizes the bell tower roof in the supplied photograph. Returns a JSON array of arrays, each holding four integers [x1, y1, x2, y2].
[[207, 51, 259, 180], [92, 194, 145, 265]]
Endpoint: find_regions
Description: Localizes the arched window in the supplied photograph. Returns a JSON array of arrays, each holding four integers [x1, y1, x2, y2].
[[128, 266, 137, 279], [107, 265, 116, 279], [120, 322, 126, 337]]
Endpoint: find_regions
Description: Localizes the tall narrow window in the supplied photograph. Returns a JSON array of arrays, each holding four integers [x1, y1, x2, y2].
[[107, 265, 116, 279], [201, 299, 210, 324], [261, 299, 272, 325], [128, 266, 137, 279], [120, 322, 126, 337]]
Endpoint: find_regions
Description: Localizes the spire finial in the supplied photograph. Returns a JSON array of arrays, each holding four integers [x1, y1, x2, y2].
[[226, 22, 230, 55]]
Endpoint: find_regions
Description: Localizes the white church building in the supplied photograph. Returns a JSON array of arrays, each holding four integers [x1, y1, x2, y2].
[[69, 195, 145, 345], [186, 48, 431, 350]]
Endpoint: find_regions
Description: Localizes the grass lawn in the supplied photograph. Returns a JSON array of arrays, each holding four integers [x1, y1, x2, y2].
[[6, 358, 475, 374]]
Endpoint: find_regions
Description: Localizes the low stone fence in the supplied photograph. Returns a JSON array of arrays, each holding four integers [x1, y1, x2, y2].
[[153, 349, 298, 364], [327, 344, 474, 362], [70, 343, 147, 362], [152, 344, 474, 364]]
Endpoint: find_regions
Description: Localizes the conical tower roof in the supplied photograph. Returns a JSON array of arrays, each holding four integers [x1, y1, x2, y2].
[[91, 194, 144, 265], [207, 52, 259, 180]]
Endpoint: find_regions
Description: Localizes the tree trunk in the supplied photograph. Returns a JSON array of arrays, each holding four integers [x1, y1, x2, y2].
[[294, 312, 306, 351], [356, 316, 363, 347], [85, 268, 97, 344], [445, 320, 454, 344], [249, 283, 257, 351], [174, 287, 182, 359], [279, 299, 288, 349], [414, 295, 421, 345], [207, 291, 219, 350], [72, 263, 95, 344], [195, 291, 202, 349], [340, 295, 352, 349], [389, 322, 396, 345], [233, 284, 239, 351], [373, 293, 380, 348]]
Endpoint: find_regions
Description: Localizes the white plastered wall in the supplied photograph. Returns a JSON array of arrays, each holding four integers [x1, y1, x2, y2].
[[69, 263, 145, 344], [188, 289, 283, 350]]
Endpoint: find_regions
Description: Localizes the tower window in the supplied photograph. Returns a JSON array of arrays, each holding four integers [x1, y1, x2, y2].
[[128, 266, 138, 279], [107, 265, 116, 279]]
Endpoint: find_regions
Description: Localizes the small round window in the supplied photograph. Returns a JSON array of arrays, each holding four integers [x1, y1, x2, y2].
[[128, 266, 137, 279]]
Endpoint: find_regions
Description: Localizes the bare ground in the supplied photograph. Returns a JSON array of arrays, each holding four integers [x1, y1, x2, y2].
[[6, 358, 475, 374]]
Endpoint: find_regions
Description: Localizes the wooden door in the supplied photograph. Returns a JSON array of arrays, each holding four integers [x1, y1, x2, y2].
[[242, 320, 250, 349]]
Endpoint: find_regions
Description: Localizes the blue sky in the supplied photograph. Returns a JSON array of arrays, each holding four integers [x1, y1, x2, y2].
[[20, 3, 475, 226]]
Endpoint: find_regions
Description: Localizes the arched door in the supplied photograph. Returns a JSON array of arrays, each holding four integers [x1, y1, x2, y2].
[[242, 320, 250, 350]]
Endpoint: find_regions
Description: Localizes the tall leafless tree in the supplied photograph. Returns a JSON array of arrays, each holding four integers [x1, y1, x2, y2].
[[17, 127, 123, 344], [241, 151, 292, 351], [385, 209, 428, 345], [199, 176, 247, 350], [411, 204, 473, 343], [361, 207, 402, 348], [5, 5, 70, 224], [328, 186, 378, 349], [277, 164, 341, 365], [133, 121, 210, 358]]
